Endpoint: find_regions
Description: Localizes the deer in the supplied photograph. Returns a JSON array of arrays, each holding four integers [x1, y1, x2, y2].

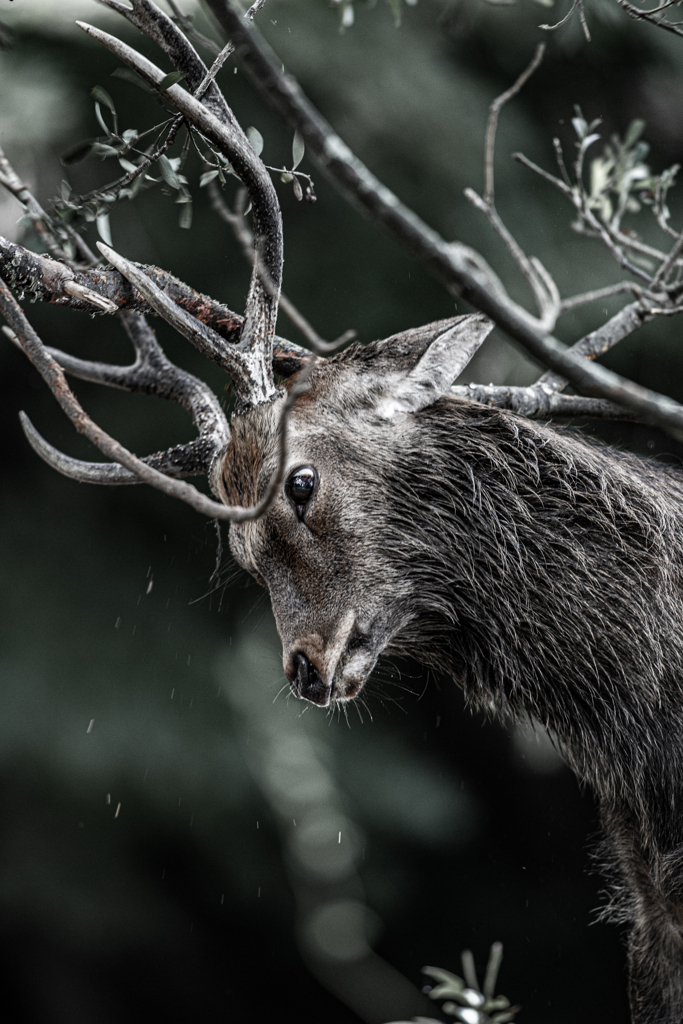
[[4, 2, 683, 1022]]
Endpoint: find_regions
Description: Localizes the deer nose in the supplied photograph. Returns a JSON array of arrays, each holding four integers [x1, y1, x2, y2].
[[289, 652, 332, 707]]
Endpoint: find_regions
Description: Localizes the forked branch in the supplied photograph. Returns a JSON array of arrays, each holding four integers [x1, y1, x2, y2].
[[0, 235, 309, 374], [203, 0, 683, 437], [79, 5, 283, 407]]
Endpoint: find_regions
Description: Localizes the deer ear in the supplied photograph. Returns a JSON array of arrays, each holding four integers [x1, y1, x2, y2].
[[376, 312, 494, 419]]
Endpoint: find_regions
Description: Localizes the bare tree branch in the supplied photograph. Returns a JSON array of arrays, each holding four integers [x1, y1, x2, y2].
[[559, 281, 640, 312], [77, 16, 283, 405], [614, 0, 683, 36], [0, 235, 308, 373], [202, 0, 683, 436], [451, 383, 640, 420], [484, 43, 545, 207], [536, 300, 658, 391]]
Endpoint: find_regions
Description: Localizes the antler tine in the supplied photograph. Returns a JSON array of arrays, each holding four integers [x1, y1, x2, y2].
[[1, 278, 309, 522], [18, 413, 210, 485], [78, 13, 283, 410], [6, 310, 230, 488], [97, 243, 260, 407], [96, 0, 237, 129]]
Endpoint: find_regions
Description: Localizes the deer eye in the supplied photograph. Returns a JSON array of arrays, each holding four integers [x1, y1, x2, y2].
[[286, 466, 317, 515]]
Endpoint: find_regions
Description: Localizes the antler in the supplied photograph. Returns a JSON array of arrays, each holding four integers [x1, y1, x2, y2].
[[6, 310, 230, 489], [0, 0, 319, 521]]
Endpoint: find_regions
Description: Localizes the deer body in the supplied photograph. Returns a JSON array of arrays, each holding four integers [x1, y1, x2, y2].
[[225, 326, 683, 1024]]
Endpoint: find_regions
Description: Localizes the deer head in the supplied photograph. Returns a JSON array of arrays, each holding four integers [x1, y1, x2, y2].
[[0, 1, 494, 710], [222, 314, 494, 706]]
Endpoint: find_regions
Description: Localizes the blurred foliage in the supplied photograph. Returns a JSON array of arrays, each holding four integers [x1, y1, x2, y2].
[[4, 0, 683, 1021]]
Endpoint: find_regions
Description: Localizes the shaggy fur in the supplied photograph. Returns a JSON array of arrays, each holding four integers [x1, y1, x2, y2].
[[225, 331, 683, 1023], [383, 401, 683, 1024]]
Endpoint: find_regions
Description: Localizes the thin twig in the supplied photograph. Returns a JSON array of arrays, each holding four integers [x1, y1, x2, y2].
[[73, 114, 185, 208], [652, 226, 683, 286], [536, 299, 660, 391], [200, 0, 683, 437], [578, 0, 592, 41], [540, 0, 580, 32], [195, 40, 235, 99], [559, 281, 641, 312], [469, 44, 557, 328], [513, 151, 656, 284], [245, 0, 269, 20], [0, 144, 97, 266], [614, 0, 683, 35], [628, 0, 683, 15], [208, 182, 354, 353], [484, 43, 545, 206], [464, 187, 557, 328]]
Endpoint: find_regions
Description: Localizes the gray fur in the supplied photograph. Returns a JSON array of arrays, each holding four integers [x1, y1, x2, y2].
[[224, 327, 683, 1023]]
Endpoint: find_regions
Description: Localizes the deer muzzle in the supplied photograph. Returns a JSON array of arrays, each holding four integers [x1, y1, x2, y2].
[[289, 652, 332, 706], [283, 613, 380, 707]]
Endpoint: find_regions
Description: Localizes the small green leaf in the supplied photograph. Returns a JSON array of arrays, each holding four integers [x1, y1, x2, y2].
[[91, 143, 121, 158], [280, 172, 293, 183], [292, 130, 305, 171], [341, 2, 355, 29], [90, 85, 116, 114], [94, 102, 113, 138], [61, 139, 97, 166], [385, 0, 401, 26], [572, 116, 588, 140], [159, 154, 181, 189], [128, 173, 146, 198], [625, 119, 646, 149], [199, 169, 220, 187], [158, 71, 186, 92], [119, 158, 138, 174], [580, 132, 601, 154], [111, 67, 155, 94], [178, 201, 193, 230], [122, 129, 139, 144], [422, 966, 465, 998], [484, 996, 510, 1011], [60, 180, 72, 203], [96, 212, 112, 247], [246, 126, 264, 157]]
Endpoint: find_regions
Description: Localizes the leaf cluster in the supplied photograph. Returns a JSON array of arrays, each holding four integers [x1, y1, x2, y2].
[[572, 107, 680, 242], [385, 949, 519, 1024]]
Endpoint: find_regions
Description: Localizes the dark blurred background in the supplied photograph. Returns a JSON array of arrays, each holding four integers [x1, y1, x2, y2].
[[2, 0, 683, 1021]]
